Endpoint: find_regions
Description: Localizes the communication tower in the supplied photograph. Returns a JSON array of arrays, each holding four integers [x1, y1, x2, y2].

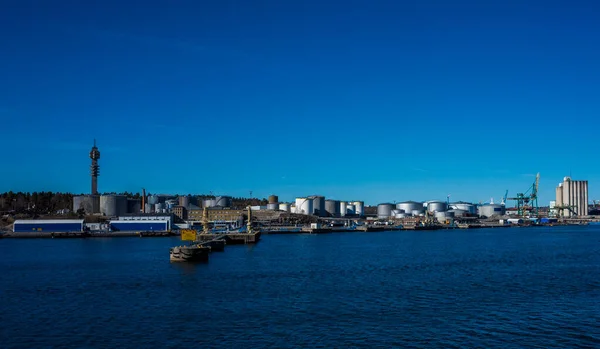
[[90, 139, 100, 195]]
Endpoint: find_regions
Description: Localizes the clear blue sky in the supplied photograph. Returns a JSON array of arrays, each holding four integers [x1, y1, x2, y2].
[[1, 0, 598, 205]]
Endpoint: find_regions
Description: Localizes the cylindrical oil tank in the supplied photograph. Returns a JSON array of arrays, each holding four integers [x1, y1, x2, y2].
[[73, 195, 100, 214], [311, 196, 326, 216], [179, 196, 190, 208], [268, 195, 279, 204], [377, 203, 394, 218], [155, 203, 165, 212], [267, 203, 279, 210], [427, 201, 448, 213], [397, 201, 423, 214], [435, 211, 455, 222], [144, 203, 152, 213], [127, 199, 141, 214], [447, 209, 467, 217], [411, 209, 422, 216], [100, 195, 127, 217], [295, 197, 313, 215], [351, 201, 364, 216], [391, 209, 405, 218], [279, 203, 291, 212], [346, 204, 356, 215], [450, 202, 477, 215], [147, 195, 159, 205], [325, 200, 340, 217], [215, 196, 232, 207], [203, 199, 216, 208], [479, 204, 505, 218], [339, 201, 347, 217]]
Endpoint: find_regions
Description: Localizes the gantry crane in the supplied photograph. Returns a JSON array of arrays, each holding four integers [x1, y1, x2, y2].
[[508, 173, 540, 216]]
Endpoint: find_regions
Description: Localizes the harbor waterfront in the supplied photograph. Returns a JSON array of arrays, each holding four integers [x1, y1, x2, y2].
[[1, 226, 599, 348]]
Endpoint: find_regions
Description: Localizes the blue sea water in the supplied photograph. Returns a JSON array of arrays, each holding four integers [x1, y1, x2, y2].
[[1, 226, 599, 348]]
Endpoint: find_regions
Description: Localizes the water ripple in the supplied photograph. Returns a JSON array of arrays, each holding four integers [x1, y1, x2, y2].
[[1, 227, 600, 348]]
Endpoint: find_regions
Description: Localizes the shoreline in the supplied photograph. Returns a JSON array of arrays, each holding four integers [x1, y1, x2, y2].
[[1, 223, 591, 239]]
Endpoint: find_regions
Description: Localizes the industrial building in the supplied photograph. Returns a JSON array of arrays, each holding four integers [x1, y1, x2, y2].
[[105, 214, 175, 231], [13, 219, 84, 233], [556, 177, 588, 216], [109, 220, 169, 232], [188, 208, 244, 223], [172, 206, 187, 220]]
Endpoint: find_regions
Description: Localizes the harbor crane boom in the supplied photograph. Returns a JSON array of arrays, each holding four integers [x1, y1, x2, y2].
[[507, 173, 540, 216]]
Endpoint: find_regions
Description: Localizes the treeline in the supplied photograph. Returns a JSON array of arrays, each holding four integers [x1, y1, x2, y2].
[[0, 192, 74, 213]]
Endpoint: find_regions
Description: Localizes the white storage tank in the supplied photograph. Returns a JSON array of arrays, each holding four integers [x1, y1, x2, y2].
[[100, 195, 127, 217], [377, 203, 394, 218], [479, 204, 505, 218], [397, 201, 423, 215], [435, 211, 455, 222], [203, 199, 216, 208], [279, 203, 291, 212], [311, 196, 326, 216], [450, 202, 477, 215], [426, 201, 448, 213], [346, 204, 356, 215], [267, 203, 279, 210], [215, 196, 232, 207], [351, 201, 364, 217], [325, 200, 340, 217], [295, 197, 313, 215], [447, 209, 467, 217], [391, 209, 406, 218], [340, 201, 347, 217]]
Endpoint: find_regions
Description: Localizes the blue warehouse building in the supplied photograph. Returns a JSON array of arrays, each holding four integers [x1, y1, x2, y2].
[[109, 220, 169, 232], [13, 219, 84, 233]]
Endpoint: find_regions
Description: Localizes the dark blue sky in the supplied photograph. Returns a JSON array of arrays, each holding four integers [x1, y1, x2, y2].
[[1, 0, 598, 204]]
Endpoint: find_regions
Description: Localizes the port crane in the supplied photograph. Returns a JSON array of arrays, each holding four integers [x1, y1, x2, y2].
[[501, 190, 508, 206], [508, 173, 540, 216]]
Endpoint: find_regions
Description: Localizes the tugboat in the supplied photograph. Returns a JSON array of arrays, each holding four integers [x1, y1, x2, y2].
[[169, 244, 210, 262]]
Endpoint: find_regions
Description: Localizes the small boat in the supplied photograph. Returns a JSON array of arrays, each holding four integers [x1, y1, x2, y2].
[[169, 244, 210, 262]]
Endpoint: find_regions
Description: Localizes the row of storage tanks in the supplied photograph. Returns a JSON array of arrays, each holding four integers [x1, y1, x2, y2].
[[148, 195, 234, 210], [292, 197, 364, 217], [73, 195, 141, 217], [377, 201, 506, 220]]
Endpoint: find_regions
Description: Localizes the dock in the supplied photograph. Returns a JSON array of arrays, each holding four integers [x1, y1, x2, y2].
[[195, 232, 261, 245]]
